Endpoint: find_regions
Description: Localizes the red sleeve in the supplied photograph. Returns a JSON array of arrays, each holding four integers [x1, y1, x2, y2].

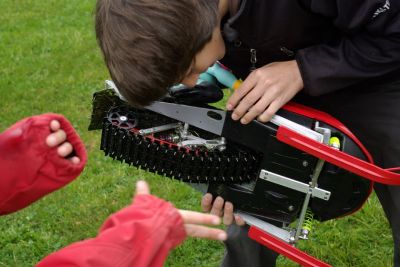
[[36, 194, 187, 267], [0, 113, 87, 215]]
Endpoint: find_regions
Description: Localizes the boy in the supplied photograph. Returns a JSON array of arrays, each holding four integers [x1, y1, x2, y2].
[[95, 0, 400, 266]]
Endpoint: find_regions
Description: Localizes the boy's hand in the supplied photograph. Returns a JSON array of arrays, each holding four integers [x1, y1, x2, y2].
[[226, 60, 304, 124], [136, 181, 228, 241], [46, 120, 81, 164], [201, 193, 245, 226]]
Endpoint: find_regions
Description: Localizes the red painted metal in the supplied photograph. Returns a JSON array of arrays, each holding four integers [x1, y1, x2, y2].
[[282, 102, 374, 164], [248, 226, 332, 267], [277, 126, 400, 185]]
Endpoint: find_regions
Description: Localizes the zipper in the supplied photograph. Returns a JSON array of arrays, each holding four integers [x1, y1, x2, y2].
[[280, 46, 294, 57], [250, 48, 257, 71]]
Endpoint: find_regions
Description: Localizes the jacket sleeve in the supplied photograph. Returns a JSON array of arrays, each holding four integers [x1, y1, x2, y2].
[[296, 0, 400, 96], [0, 113, 87, 215], [35, 194, 187, 267]]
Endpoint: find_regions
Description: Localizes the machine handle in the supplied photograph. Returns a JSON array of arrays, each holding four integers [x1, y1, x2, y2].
[[277, 126, 400, 185], [248, 226, 332, 267]]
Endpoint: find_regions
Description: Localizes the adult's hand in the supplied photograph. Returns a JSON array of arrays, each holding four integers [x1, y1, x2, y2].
[[226, 60, 304, 124], [201, 193, 245, 226]]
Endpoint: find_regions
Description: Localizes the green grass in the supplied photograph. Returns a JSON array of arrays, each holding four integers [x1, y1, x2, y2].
[[0, 1, 393, 266]]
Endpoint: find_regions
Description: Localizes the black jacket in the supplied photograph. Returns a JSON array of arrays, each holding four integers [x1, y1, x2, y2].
[[221, 0, 400, 96]]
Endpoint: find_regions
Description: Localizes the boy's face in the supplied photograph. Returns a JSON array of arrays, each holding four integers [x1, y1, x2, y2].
[[180, 25, 226, 87], [180, 0, 228, 87]]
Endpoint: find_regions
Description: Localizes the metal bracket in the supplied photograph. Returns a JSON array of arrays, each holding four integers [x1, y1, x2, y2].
[[236, 211, 293, 243], [259, 170, 331, 201], [138, 122, 181, 135], [146, 101, 227, 136], [271, 115, 323, 143]]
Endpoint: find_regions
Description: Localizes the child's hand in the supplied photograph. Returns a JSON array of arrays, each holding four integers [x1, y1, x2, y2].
[[45, 120, 81, 165], [136, 181, 228, 241], [226, 60, 304, 124]]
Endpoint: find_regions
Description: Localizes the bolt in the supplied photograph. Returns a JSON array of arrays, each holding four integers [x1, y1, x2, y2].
[[218, 145, 226, 152]]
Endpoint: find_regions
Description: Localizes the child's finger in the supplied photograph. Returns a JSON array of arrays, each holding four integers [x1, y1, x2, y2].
[[135, 180, 150, 195], [50, 120, 61, 131], [178, 210, 221, 225], [184, 224, 227, 241], [69, 156, 81, 165], [57, 142, 73, 157], [46, 130, 67, 147]]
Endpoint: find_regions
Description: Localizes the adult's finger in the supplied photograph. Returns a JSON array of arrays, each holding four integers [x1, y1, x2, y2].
[[258, 100, 282, 123], [223, 202, 234, 225], [238, 83, 275, 124], [230, 83, 264, 122], [184, 224, 227, 241], [201, 193, 213, 213], [226, 75, 257, 111], [234, 214, 246, 226], [210, 196, 224, 217]]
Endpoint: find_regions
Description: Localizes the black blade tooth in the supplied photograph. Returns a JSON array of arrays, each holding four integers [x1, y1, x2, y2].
[[114, 129, 126, 160], [106, 124, 117, 157], [100, 121, 110, 151]]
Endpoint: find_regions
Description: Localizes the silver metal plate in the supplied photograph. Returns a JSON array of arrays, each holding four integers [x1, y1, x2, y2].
[[270, 114, 323, 143], [259, 170, 331, 201], [146, 102, 226, 135], [236, 211, 292, 243]]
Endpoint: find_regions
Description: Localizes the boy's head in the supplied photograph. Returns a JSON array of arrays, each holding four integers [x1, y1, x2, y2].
[[95, 0, 225, 107]]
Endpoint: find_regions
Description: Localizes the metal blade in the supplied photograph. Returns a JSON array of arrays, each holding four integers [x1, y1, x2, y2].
[[235, 211, 292, 243], [146, 101, 226, 135]]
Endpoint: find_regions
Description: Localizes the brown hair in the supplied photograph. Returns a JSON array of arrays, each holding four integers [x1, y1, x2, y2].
[[95, 0, 219, 107]]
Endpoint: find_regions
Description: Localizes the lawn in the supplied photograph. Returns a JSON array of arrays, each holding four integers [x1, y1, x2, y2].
[[0, 1, 394, 266]]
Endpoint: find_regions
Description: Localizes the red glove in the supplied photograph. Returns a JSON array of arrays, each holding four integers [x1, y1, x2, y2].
[[0, 113, 87, 215]]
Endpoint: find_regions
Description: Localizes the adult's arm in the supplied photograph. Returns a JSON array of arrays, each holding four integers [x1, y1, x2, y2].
[[296, 0, 400, 95]]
